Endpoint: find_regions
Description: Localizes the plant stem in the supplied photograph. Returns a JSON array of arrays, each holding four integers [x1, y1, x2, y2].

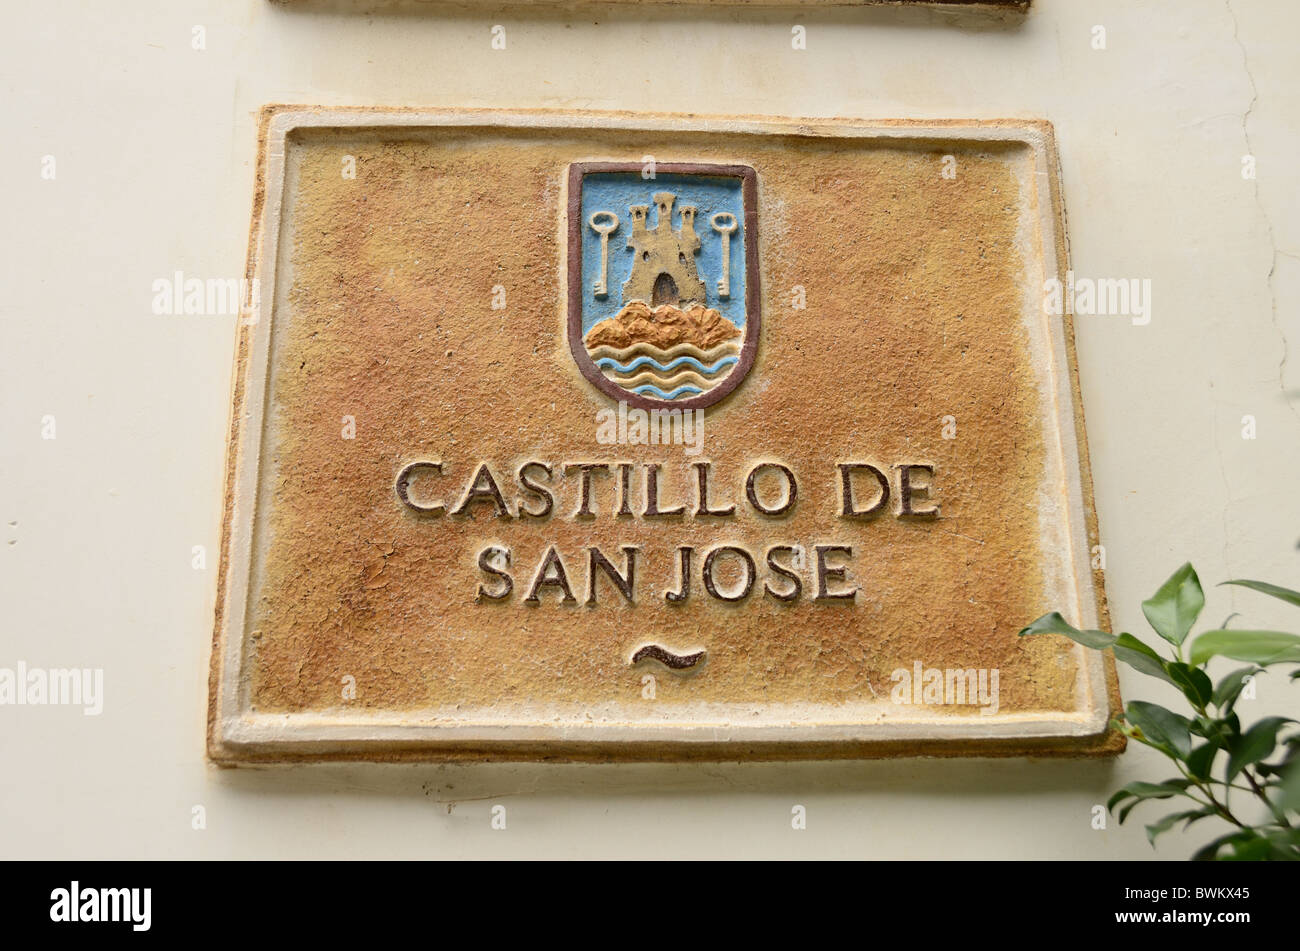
[[1244, 767, 1292, 828], [1175, 761, 1246, 828]]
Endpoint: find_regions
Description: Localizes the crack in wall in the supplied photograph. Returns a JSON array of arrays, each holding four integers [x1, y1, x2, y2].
[[1227, 0, 1295, 422], [1214, 0, 1298, 592]]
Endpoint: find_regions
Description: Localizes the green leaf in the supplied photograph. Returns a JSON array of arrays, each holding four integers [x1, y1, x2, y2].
[[1226, 716, 1294, 782], [1212, 666, 1262, 713], [1166, 662, 1214, 707], [1280, 759, 1300, 813], [1146, 809, 1215, 846], [1261, 828, 1300, 860], [1186, 742, 1219, 781], [1223, 579, 1300, 610], [1181, 808, 1218, 830], [1192, 830, 1253, 861], [1106, 779, 1191, 815], [1142, 563, 1205, 647], [1018, 612, 1116, 649], [1193, 713, 1241, 750], [1119, 789, 1193, 824], [1111, 633, 1176, 685], [1117, 799, 1144, 824], [1125, 701, 1194, 760], [1189, 630, 1300, 667], [1190, 829, 1298, 861], [1222, 834, 1277, 861]]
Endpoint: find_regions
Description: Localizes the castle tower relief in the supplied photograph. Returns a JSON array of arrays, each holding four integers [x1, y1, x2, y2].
[[622, 192, 707, 308]]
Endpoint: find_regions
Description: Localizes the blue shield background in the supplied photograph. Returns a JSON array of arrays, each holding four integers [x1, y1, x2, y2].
[[578, 171, 748, 333]]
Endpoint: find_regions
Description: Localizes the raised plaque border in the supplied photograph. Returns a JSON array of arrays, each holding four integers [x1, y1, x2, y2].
[[207, 107, 1122, 764]]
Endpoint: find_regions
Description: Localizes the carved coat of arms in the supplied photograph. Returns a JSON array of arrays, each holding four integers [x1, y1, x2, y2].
[[567, 163, 759, 410]]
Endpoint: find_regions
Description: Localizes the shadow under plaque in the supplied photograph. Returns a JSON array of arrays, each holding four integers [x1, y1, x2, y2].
[[269, 0, 1029, 10], [207, 108, 1120, 764]]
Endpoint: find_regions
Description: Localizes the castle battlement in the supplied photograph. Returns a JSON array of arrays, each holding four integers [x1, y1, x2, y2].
[[623, 191, 707, 308]]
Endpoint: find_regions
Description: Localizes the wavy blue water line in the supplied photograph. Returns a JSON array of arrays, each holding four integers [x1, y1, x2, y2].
[[595, 355, 739, 375], [630, 383, 705, 399]]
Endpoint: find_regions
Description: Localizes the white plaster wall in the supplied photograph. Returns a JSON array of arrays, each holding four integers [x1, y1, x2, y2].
[[2, 0, 1298, 859]]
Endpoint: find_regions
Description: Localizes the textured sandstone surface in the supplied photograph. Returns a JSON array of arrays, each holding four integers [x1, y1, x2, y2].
[[211, 113, 1116, 759]]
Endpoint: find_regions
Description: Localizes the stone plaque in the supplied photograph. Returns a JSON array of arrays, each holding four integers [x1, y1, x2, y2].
[[207, 109, 1120, 763]]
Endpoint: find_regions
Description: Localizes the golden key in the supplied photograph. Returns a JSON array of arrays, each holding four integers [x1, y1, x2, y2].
[[710, 212, 738, 299], [588, 211, 619, 299]]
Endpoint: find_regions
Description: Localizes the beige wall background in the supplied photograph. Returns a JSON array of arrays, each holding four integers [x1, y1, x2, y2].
[[3, 0, 1298, 859]]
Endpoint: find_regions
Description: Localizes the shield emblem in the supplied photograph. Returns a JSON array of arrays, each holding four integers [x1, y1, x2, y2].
[[567, 162, 759, 410]]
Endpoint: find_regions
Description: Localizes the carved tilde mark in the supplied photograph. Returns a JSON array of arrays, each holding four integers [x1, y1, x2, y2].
[[710, 212, 738, 299], [589, 211, 619, 299], [631, 644, 706, 671]]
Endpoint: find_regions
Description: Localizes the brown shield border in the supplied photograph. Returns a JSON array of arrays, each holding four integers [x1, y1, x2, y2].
[[566, 161, 760, 411]]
